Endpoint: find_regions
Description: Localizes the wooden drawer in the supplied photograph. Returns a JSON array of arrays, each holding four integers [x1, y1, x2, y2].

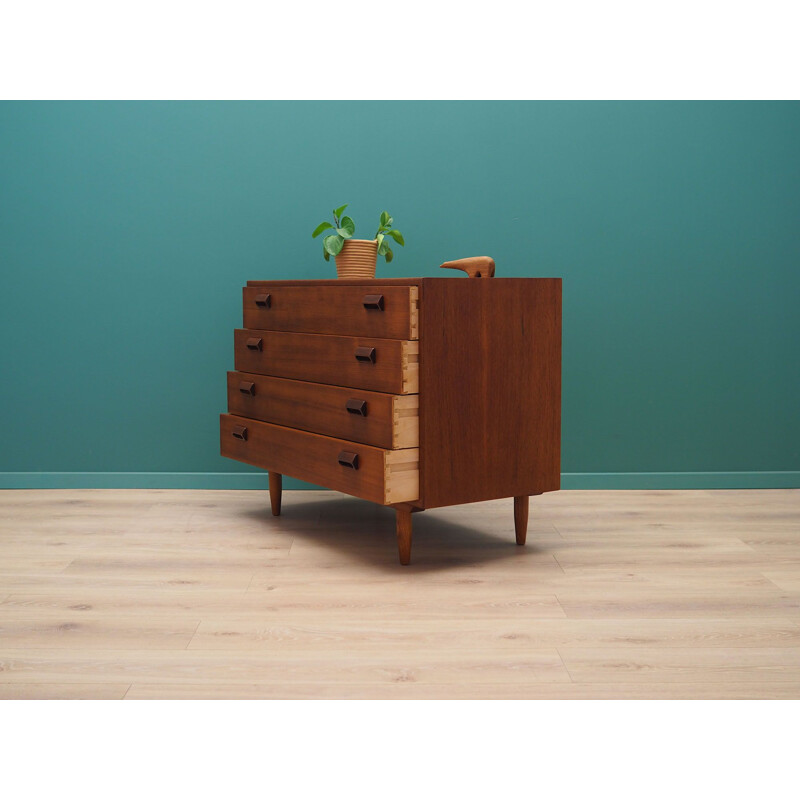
[[228, 372, 418, 449], [243, 285, 419, 340], [220, 414, 419, 505], [234, 329, 419, 394]]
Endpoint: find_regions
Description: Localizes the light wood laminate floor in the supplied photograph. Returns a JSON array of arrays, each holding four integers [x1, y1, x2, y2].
[[1, 489, 799, 699]]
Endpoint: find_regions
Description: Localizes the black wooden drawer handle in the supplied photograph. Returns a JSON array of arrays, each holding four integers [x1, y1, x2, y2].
[[254, 293, 271, 308], [232, 425, 248, 441], [346, 398, 367, 416], [338, 451, 359, 470], [363, 294, 384, 311], [246, 337, 263, 351], [239, 381, 256, 396], [354, 346, 376, 363]]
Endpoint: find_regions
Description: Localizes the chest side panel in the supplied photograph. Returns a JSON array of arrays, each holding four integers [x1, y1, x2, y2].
[[419, 278, 561, 508]]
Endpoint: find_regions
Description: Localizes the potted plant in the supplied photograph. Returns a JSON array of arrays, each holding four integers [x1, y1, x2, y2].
[[312, 205, 404, 279]]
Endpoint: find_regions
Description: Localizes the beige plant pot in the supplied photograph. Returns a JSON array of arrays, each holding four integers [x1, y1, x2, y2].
[[335, 238, 378, 279]]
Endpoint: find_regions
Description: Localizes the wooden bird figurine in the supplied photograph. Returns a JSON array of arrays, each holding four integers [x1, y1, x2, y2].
[[439, 256, 496, 278]]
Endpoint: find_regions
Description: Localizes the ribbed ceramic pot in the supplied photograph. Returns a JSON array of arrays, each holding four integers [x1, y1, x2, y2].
[[335, 238, 378, 279]]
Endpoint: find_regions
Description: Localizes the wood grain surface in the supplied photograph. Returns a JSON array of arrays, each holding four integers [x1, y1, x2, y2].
[[234, 329, 418, 394], [418, 277, 561, 508], [220, 414, 419, 505], [227, 371, 417, 449], [1, 488, 798, 699], [246, 279, 422, 286], [243, 284, 419, 340]]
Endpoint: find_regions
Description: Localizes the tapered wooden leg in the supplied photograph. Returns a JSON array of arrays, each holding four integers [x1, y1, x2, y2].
[[269, 472, 282, 516], [514, 495, 529, 545], [396, 507, 413, 565]]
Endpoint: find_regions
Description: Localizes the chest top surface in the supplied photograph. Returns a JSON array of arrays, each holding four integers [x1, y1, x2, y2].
[[246, 277, 560, 286]]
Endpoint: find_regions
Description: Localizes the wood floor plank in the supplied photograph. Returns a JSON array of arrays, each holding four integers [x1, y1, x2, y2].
[[0, 572, 253, 593], [1, 588, 565, 620], [241, 583, 567, 619], [0, 614, 199, 649], [553, 545, 786, 572], [188, 617, 800, 651], [559, 647, 800, 683], [0, 534, 293, 553], [761, 571, 800, 592], [0, 557, 74, 574], [739, 530, 800, 547], [1, 588, 250, 617], [0, 648, 570, 685], [556, 587, 800, 619], [62, 553, 286, 574], [0, 683, 131, 700], [122, 681, 800, 700], [246, 563, 775, 594]]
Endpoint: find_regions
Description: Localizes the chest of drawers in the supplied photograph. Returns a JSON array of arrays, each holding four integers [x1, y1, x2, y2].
[[220, 274, 561, 564]]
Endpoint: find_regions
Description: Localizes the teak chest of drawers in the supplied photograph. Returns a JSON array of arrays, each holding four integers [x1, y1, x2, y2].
[[220, 274, 561, 564]]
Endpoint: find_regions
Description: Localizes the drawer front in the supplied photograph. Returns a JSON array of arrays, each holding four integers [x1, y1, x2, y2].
[[234, 329, 419, 394], [243, 285, 419, 340], [220, 414, 419, 505], [227, 372, 418, 449]]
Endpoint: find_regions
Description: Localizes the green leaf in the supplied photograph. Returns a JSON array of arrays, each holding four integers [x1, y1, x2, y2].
[[334, 204, 348, 220], [384, 246, 394, 263], [312, 221, 334, 238], [338, 216, 355, 238], [377, 237, 388, 256], [380, 211, 391, 227], [386, 229, 404, 246], [323, 233, 344, 256], [376, 233, 384, 252], [323, 248, 330, 261]]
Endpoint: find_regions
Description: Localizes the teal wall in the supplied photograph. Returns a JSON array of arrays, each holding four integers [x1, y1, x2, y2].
[[1, 101, 798, 489]]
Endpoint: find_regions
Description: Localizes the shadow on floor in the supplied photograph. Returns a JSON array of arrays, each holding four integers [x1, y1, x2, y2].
[[239, 494, 559, 574]]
